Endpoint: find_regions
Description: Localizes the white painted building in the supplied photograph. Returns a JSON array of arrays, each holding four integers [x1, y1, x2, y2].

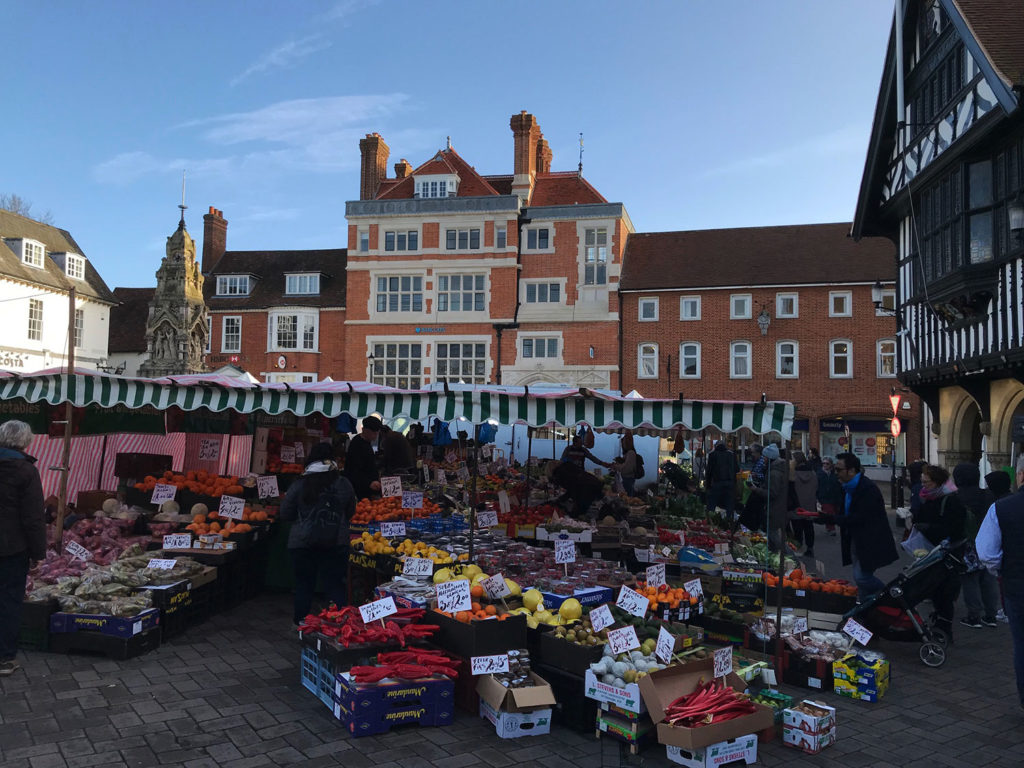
[[0, 210, 116, 372]]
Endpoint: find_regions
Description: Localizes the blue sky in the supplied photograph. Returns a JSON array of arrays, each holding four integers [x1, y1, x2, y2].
[[5, 1, 894, 288]]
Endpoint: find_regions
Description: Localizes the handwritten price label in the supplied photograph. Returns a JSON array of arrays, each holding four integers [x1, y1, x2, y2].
[[607, 625, 641, 655], [198, 438, 221, 461], [497, 490, 511, 514], [482, 573, 510, 599], [65, 541, 91, 561], [162, 534, 192, 550], [150, 484, 177, 505], [402, 557, 434, 577], [380, 476, 402, 498], [436, 579, 472, 614], [280, 445, 296, 463], [218, 495, 245, 520], [433, 468, 446, 484], [445, 451, 457, 464], [683, 578, 703, 598], [358, 596, 397, 624], [477, 509, 499, 528], [471, 654, 510, 675], [380, 522, 406, 538], [401, 491, 423, 510], [589, 604, 614, 632], [147, 559, 177, 570], [480, 444, 494, 459], [616, 585, 648, 618], [456, 464, 471, 483], [256, 475, 280, 498], [293, 442, 304, 461], [555, 539, 577, 564], [656, 625, 676, 664], [843, 617, 874, 646], [646, 563, 666, 588], [713, 646, 733, 679], [791, 617, 809, 635], [422, 464, 431, 483]]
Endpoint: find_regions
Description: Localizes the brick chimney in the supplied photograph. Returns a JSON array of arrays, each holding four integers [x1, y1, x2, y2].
[[510, 111, 540, 204], [394, 158, 413, 179], [536, 134, 552, 174], [202, 206, 227, 274], [359, 133, 390, 200]]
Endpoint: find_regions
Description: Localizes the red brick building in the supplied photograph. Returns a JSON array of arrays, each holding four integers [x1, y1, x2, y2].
[[342, 112, 632, 389], [619, 223, 922, 466]]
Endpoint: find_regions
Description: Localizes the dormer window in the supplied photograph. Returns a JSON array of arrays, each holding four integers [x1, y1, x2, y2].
[[21, 239, 44, 268], [216, 275, 250, 296], [285, 273, 320, 295], [64, 254, 85, 280], [415, 174, 459, 199]]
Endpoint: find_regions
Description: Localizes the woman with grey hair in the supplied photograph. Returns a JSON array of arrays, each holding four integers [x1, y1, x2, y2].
[[0, 420, 45, 677]]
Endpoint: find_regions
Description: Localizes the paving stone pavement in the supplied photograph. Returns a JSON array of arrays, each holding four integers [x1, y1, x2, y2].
[[3, 525, 1023, 767]]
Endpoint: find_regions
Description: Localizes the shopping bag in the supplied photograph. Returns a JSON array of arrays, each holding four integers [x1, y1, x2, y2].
[[901, 527, 932, 555]]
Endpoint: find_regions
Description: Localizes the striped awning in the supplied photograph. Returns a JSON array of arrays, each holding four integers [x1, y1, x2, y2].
[[0, 371, 794, 438]]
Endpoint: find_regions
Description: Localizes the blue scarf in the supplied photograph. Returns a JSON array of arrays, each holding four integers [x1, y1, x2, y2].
[[0, 447, 26, 461], [842, 471, 862, 515]]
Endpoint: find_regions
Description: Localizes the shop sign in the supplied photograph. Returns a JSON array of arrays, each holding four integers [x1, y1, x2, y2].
[[0, 349, 30, 368]]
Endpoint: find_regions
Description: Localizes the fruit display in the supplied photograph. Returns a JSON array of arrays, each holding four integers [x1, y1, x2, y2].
[[762, 570, 858, 597], [134, 470, 245, 498], [266, 459, 304, 474], [550, 611, 607, 647], [588, 642, 668, 687], [351, 496, 443, 524], [509, 590, 585, 628], [633, 580, 699, 611]]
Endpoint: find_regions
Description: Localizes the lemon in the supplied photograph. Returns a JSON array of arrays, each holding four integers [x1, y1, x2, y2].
[[559, 598, 583, 622], [463, 564, 483, 578], [433, 568, 452, 584], [504, 578, 522, 597], [471, 573, 490, 586], [523, 588, 544, 612]]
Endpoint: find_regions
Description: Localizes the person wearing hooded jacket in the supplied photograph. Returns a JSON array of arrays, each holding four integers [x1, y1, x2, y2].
[[750, 444, 788, 551], [791, 451, 818, 558], [280, 442, 357, 625], [955, 462, 999, 628], [0, 421, 45, 677]]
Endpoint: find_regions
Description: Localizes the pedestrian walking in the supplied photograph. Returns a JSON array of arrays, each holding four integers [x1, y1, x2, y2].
[[750, 443, 788, 551], [739, 443, 766, 531], [828, 452, 899, 601], [705, 440, 739, 518], [0, 420, 46, 677], [791, 451, 818, 558], [344, 415, 382, 500], [976, 457, 1024, 709], [915, 464, 966, 639], [280, 443, 357, 625], [817, 456, 843, 536], [955, 463, 999, 629]]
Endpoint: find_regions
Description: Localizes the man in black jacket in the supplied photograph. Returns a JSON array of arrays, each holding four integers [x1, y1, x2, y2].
[[344, 416, 382, 500], [705, 441, 738, 519], [0, 420, 45, 676]]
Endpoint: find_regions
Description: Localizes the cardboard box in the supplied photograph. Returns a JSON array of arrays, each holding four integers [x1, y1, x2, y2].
[[666, 734, 759, 767], [331, 671, 454, 736], [478, 699, 552, 738], [189, 566, 218, 590], [638, 658, 774, 751], [832, 653, 889, 702], [537, 630, 603, 676], [536, 526, 593, 543], [476, 671, 556, 739], [49, 608, 159, 638], [427, 609, 527, 658], [782, 700, 836, 734], [783, 724, 836, 754], [584, 668, 646, 714], [539, 585, 613, 609]]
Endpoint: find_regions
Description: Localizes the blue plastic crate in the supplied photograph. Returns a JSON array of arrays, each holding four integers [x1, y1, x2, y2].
[[299, 646, 337, 710]]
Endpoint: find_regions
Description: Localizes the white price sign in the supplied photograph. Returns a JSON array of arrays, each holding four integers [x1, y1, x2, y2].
[[607, 625, 641, 655], [497, 490, 511, 514], [65, 541, 91, 561], [435, 579, 472, 614], [683, 578, 703, 598], [477, 509, 499, 528], [790, 617, 809, 635], [589, 604, 614, 632], [435, 468, 447, 484], [293, 442, 304, 461], [150, 484, 177, 505], [616, 585, 648, 618], [147, 559, 177, 570], [555, 539, 577, 564], [480, 444, 494, 459], [359, 596, 397, 624], [162, 534, 192, 550], [256, 475, 280, 498], [280, 445, 296, 463], [218, 495, 245, 520], [198, 438, 221, 461], [381, 476, 403, 498], [456, 464, 471, 482], [656, 625, 676, 664], [482, 573, 511, 599], [646, 563, 666, 588], [713, 646, 733, 679], [471, 654, 509, 675], [843, 617, 874, 646], [380, 522, 406, 538], [402, 557, 434, 577], [401, 491, 423, 510], [422, 464, 431, 483], [445, 451, 457, 464]]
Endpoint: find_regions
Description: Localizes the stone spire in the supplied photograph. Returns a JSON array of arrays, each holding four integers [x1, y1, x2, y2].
[[139, 214, 209, 377]]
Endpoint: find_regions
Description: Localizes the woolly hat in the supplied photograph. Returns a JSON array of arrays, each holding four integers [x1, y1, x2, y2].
[[762, 444, 780, 460]]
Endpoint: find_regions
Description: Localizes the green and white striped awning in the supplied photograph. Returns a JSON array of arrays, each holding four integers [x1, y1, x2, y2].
[[0, 371, 794, 438]]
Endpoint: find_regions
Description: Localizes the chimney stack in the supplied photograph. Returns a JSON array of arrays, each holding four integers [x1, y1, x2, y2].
[[359, 133, 390, 200], [536, 134, 552, 174], [510, 111, 540, 204], [394, 158, 413, 179], [202, 206, 227, 274]]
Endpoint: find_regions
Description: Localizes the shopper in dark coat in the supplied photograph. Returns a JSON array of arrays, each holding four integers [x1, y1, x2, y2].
[[955, 462, 999, 628], [816, 457, 843, 536], [750, 444, 788, 551], [791, 451, 818, 558], [705, 441, 739, 517], [344, 416, 382, 500], [281, 443, 357, 624], [0, 420, 45, 676], [828, 452, 899, 601], [915, 464, 966, 638]]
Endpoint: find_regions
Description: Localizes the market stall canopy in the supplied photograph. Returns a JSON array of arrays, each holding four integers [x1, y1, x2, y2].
[[0, 370, 795, 438]]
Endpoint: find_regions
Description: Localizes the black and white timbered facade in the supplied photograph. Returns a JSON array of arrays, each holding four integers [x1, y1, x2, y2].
[[854, 0, 1024, 470]]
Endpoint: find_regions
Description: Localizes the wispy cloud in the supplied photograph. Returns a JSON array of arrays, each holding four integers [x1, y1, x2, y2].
[[230, 34, 331, 87], [93, 151, 234, 186], [234, 206, 301, 224], [699, 124, 867, 179]]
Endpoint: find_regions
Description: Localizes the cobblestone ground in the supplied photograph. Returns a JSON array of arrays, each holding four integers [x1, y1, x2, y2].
[[3, 525, 1023, 768]]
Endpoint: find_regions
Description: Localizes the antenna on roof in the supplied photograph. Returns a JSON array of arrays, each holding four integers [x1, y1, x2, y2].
[[446, 135, 452, 150], [178, 170, 188, 229], [577, 133, 584, 179]]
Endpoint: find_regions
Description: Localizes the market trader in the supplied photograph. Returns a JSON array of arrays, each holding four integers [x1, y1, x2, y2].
[[560, 435, 611, 470], [976, 456, 1024, 709], [344, 415, 382, 500]]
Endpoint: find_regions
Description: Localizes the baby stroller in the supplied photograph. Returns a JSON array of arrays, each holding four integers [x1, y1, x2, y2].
[[840, 540, 967, 667]]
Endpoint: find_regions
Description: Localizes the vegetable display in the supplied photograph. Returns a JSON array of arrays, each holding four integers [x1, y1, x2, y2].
[[298, 605, 439, 647], [664, 678, 758, 727]]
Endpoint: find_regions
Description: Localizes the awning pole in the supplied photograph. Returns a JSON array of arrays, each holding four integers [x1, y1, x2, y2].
[[54, 287, 76, 550]]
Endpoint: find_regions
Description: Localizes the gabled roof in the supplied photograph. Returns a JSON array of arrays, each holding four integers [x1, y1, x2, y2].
[[530, 172, 607, 207], [0, 209, 116, 304], [205, 249, 347, 309], [376, 147, 501, 200], [852, 0, 1023, 238], [108, 287, 155, 353], [620, 223, 896, 291]]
